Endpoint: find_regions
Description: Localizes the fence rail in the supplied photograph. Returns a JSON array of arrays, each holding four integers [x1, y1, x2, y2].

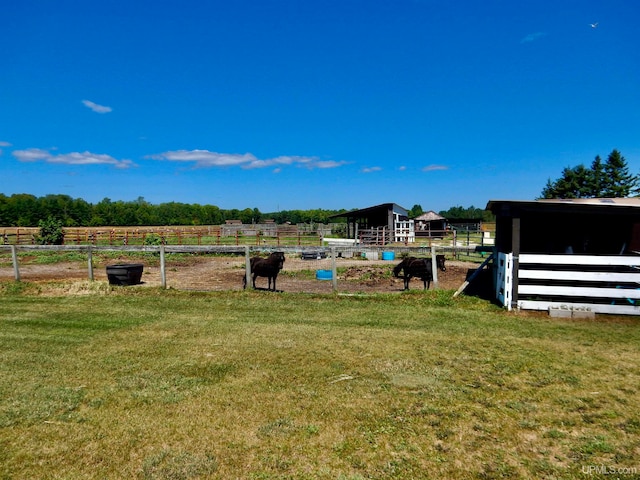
[[0, 226, 323, 247], [0, 244, 479, 293], [2, 225, 495, 247]]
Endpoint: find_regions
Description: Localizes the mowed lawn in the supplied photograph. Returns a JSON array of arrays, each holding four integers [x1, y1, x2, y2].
[[1, 284, 639, 479]]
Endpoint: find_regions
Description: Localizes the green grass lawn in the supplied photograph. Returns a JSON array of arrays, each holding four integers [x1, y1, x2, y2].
[[0, 284, 639, 479]]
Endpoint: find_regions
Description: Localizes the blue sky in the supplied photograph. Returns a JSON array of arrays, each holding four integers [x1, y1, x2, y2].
[[2, 0, 638, 213]]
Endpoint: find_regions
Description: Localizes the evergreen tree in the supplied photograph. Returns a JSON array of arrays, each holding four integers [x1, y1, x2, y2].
[[602, 149, 638, 197], [539, 150, 639, 199], [554, 164, 591, 199], [588, 155, 605, 197]]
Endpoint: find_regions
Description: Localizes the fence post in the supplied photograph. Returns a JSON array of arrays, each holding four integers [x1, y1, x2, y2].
[[453, 230, 457, 259], [245, 246, 251, 288], [160, 245, 166, 289], [10, 245, 20, 281], [87, 246, 94, 281], [331, 247, 337, 293], [431, 245, 439, 289]]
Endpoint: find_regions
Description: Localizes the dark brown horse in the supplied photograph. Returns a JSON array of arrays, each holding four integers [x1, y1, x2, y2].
[[393, 255, 446, 290], [243, 251, 286, 291]]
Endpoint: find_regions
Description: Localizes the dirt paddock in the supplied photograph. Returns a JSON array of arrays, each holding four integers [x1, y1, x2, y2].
[[0, 253, 483, 295]]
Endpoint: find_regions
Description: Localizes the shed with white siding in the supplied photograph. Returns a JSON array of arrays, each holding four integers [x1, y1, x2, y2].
[[330, 203, 415, 245], [487, 198, 640, 316]]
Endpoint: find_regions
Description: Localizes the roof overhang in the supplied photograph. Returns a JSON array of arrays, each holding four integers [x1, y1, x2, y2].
[[330, 202, 408, 219], [486, 198, 640, 217]]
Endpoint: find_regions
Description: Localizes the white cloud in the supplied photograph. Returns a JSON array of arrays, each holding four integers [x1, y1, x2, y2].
[[151, 150, 253, 167], [244, 155, 303, 169], [422, 164, 448, 172], [82, 99, 112, 113], [12, 148, 51, 161], [362, 166, 382, 173], [13, 148, 134, 169], [520, 32, 547, 44], [0, 140, 11, 156], [150, 150, 347, 170], [313, 160, 346, 169]]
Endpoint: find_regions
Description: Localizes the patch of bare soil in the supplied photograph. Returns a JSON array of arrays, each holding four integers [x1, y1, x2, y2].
[[0, 254, 480, 294]]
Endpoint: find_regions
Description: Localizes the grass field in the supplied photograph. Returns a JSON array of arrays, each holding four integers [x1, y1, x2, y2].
[[0, 284, 639, 479]]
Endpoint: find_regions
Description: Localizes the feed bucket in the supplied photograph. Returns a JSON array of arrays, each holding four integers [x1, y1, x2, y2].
[[316, 269, 333, 281], [106, 263, 144, 286], [382, 251, 395, 261]]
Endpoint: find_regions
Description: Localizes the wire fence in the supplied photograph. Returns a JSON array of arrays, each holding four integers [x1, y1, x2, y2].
[[0, 245, 491, 294]]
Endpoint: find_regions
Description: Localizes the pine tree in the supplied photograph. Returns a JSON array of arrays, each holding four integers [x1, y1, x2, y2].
[[602, 149, 638, 197], [587, 155, 605, 197], [541, 165, 591, 198], [538, 150, 639, 199]]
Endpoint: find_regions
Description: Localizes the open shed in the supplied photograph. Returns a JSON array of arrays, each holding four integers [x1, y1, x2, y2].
[[487, 198, 640, 316], [414, 211, 447, 238], [331, 203, 414, 245]]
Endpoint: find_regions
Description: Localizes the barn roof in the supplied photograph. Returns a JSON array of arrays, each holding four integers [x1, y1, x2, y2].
[[487, 198, 640, 216], [330, 202, 409, 219], [415, 210, 445, 221]]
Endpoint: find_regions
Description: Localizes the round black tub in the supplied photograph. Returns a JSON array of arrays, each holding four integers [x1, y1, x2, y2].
[[106, 263, 144, 286]]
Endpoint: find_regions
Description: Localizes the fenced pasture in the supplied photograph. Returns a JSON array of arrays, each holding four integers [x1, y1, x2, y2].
[[0, 289, 638, 479], [0, 245, 485, 294], [1, 224, 495, 251], [1, 225, 325, 247]]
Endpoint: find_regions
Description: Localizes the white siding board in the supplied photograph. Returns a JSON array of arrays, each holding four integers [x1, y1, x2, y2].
[[518, 284, 640, 298], [519, 270, 640, 283], [520, 254, 640, 267]]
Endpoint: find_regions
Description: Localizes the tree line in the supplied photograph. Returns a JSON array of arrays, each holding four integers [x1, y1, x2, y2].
[[0, 193, 497, 228], [0, 194, 350, 227]]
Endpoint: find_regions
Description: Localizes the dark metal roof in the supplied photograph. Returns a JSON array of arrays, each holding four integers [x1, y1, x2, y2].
[[330, 202, 409, 219], [487, 198, 640, 216]]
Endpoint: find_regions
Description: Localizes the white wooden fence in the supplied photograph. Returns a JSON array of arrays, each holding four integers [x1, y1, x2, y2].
[[498, 253, 640, 315], [496, 252, 513, 308]]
